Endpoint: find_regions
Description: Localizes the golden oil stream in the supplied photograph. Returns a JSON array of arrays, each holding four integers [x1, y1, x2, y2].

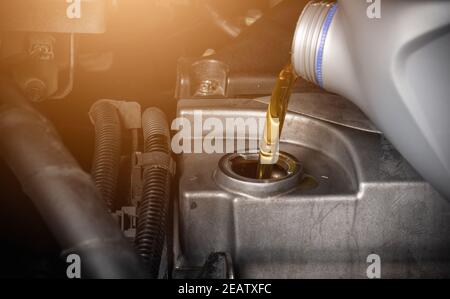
[[257, 64, 298, 179]]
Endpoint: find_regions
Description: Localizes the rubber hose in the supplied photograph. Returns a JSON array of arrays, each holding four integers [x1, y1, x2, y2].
[[135, 108, 172, 278], [0, 78, 148, 278], [90, 101, 122, 210]]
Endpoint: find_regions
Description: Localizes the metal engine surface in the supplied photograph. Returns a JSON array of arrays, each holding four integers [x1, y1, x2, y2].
[[175, 94, 450, 279]]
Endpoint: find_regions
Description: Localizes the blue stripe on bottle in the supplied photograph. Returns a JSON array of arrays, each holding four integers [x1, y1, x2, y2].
[[316, 3, 338, 87]]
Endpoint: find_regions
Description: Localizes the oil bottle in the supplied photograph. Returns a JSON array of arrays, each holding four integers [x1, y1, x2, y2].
[[291, 0, 450, 198]]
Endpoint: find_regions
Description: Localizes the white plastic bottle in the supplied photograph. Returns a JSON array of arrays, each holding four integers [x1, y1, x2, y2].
[[292, 0, 450, 198]]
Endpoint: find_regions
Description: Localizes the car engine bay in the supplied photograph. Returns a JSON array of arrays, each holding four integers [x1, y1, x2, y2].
[[0, 0, 449, 279]]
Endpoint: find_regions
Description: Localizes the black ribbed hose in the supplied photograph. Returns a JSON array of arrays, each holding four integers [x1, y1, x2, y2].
[[0, 78, 148, 278], [135, 108, 172, 278], [90, 101, 122, 210]]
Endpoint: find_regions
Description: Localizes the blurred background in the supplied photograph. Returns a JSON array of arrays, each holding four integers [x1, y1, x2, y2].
[[0, 0, 298, 277]]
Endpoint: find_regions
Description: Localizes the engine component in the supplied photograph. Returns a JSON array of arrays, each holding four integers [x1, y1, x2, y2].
[[176, 1, 319, 99], [192, 60, 230, 98], [175, 95, 450, 278], [89, 99, 142, 210], [11, 34, 59, 102], [1, 32, 76, 102], [292, 0, 450, 199], [0, 78, 147, 279], [198, 252, 235, 279], [253, 93, 380, 134], [216, 152, 303, 198], [135, 108, 174, 278], [89, 101, 123, 210]]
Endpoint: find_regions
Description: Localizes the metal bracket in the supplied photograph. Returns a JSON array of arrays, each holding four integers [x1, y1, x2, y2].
[[51, 34, 74, 100], [112, 206, 137, 239]]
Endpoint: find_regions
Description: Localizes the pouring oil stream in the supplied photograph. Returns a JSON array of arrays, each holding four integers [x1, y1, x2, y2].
[[257, 64, 297, 179]]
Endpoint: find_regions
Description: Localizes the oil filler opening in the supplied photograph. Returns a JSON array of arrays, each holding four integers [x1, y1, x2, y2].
[[215, 152, 303, 198], [227, 152, 298, 181]]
